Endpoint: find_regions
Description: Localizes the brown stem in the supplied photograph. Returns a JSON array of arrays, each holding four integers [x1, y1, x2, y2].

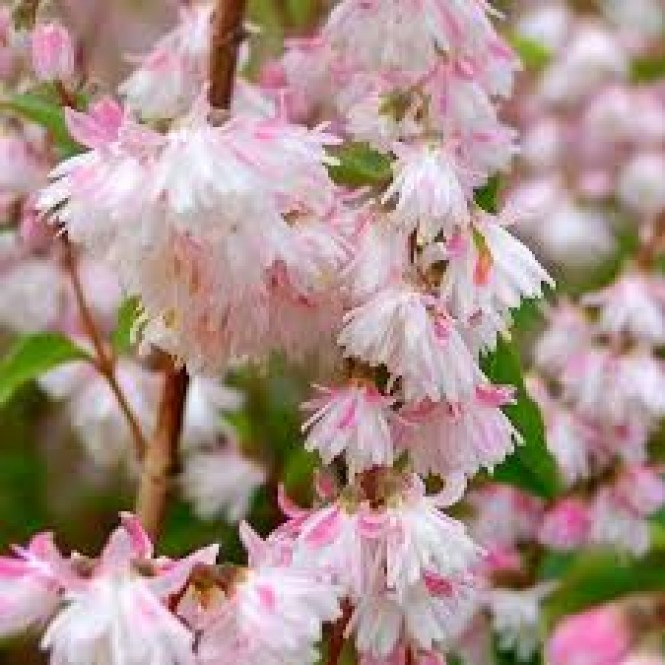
[[60, 235, 148, 458], [326, 600, 353, 665], [135, 365, 189, 541], [135, 0, 248, 542], [209, 0, 249, 109]]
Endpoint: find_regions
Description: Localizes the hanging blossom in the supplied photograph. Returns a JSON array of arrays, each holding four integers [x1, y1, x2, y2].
[[3, 0, 561, 663]]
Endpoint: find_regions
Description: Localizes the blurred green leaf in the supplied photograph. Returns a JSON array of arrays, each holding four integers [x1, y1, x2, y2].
[[509, 34, 552, 72], [111, 297, 142, 354], [544, 550, 665, 624], [482, 337, 560, 499], [475, 175, 502, 214], [0, 333, 91, 406], [328, 142, 393, 188], [632, 56, 665, 83], [0, 92, 82, 156]]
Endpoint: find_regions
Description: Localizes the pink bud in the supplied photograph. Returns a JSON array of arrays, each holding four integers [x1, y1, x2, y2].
[[547, 606, 631, 665], [31, 22, 75, 82], [539, 498, 591, 551]]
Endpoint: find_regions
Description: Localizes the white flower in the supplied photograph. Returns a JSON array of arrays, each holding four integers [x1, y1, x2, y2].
[[42, 515, 218, 665], [339, 285, 483, 403], [181, 448, 265, 522], [583, 273, 665, 345], [489, 584, 554, 662], [384, 476, 481, 599], [618, 153, 665, 219], [199, 525, 341, 665], [302, 383, 396, 477], [383, 143, 470, 243], [404, 386, 521, 478]]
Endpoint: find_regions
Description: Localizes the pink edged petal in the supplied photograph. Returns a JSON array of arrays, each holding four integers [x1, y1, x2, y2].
[[149, 544, 220, 599], [120, 512, 154, 560], [239, 521, 267, 566], [278, 484, 309, 519], [302, 506, 344, 548]]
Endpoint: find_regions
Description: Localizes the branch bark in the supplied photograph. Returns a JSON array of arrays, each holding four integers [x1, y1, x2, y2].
[[135, 0, 249, 542], [135, 365, 189, 540], [209, 0, 249, 109]]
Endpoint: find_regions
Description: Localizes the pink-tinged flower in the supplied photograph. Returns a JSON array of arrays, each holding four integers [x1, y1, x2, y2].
[[547, 606, 631, 665], [343, 212, 409, 302], [583, 272, 665, 345], [0, 133, 46, 195], [302, 383, 397, 477], [539, 498, 591, 551], [198, 524, 341, 665], [563, 347, 665, 426], [614, 466, 665, 518], [539, 24, 628, 106], [467, 484, 543, 549], [360, 644, 446, 665], [383, 142, 470, 243], [339, 285, 483, 404], [618, 152, 665, 219], [354, 574, 478, 658], [489, 584, 554, 662], [31, 22, 75, 82], [64, 97, 124, 150], [383, 475, 481, 599], [182, 377, 244, 450], [294, 502, 376, 599], [534, 302, 592, 376], [0, 254, 65, 333], [474, 211, 554, 313], [0, 533, 65, 637], [589, 486, 652, 556], [42, 514, 219, 665], [181, 447, 265, 522], [402, 385, 520, 478], [120, 4, 214, 119]]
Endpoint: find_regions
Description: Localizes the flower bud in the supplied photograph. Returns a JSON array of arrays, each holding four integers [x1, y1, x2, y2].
[[31, 22, 75, 82]]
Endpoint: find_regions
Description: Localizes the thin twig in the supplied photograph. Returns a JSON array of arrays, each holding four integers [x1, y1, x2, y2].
[[60, 235, 148, 458]]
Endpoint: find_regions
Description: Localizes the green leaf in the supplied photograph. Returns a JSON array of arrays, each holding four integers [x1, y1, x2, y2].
[[482, 337, 561, 499], [544, 550, 665, 624], [0, 333, 92, 406], [632, 56, 665, 83], [474, 175, 502, 214], [509, 34, 552, 72], [0, 92, 82, 156], [111, 297, 142, 354], [328, 142, 393, 188]]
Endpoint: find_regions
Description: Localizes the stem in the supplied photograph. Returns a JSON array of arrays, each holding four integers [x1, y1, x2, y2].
[[209, 0, 249, 109], [326, 601, 353, 665], [135, 365, 189, 541], [135, 0, 249, 542], [61, 235, 148, 458]]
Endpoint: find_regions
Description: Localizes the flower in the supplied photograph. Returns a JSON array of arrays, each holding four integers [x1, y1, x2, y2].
[[402, 385, 520, 478], [383, 142, 470, 243], [42, 514, 219, 665], [539, 498, 591, 551], [181, 448, 265, 522], [489, 584, 554, 662], [198, 524, 341, 665], [339, 285, 482, 404], [31, 22, 75, 82], [0, 533, 64, 637], [302, 383, 397, 477], [547, 606, 631, 665]]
